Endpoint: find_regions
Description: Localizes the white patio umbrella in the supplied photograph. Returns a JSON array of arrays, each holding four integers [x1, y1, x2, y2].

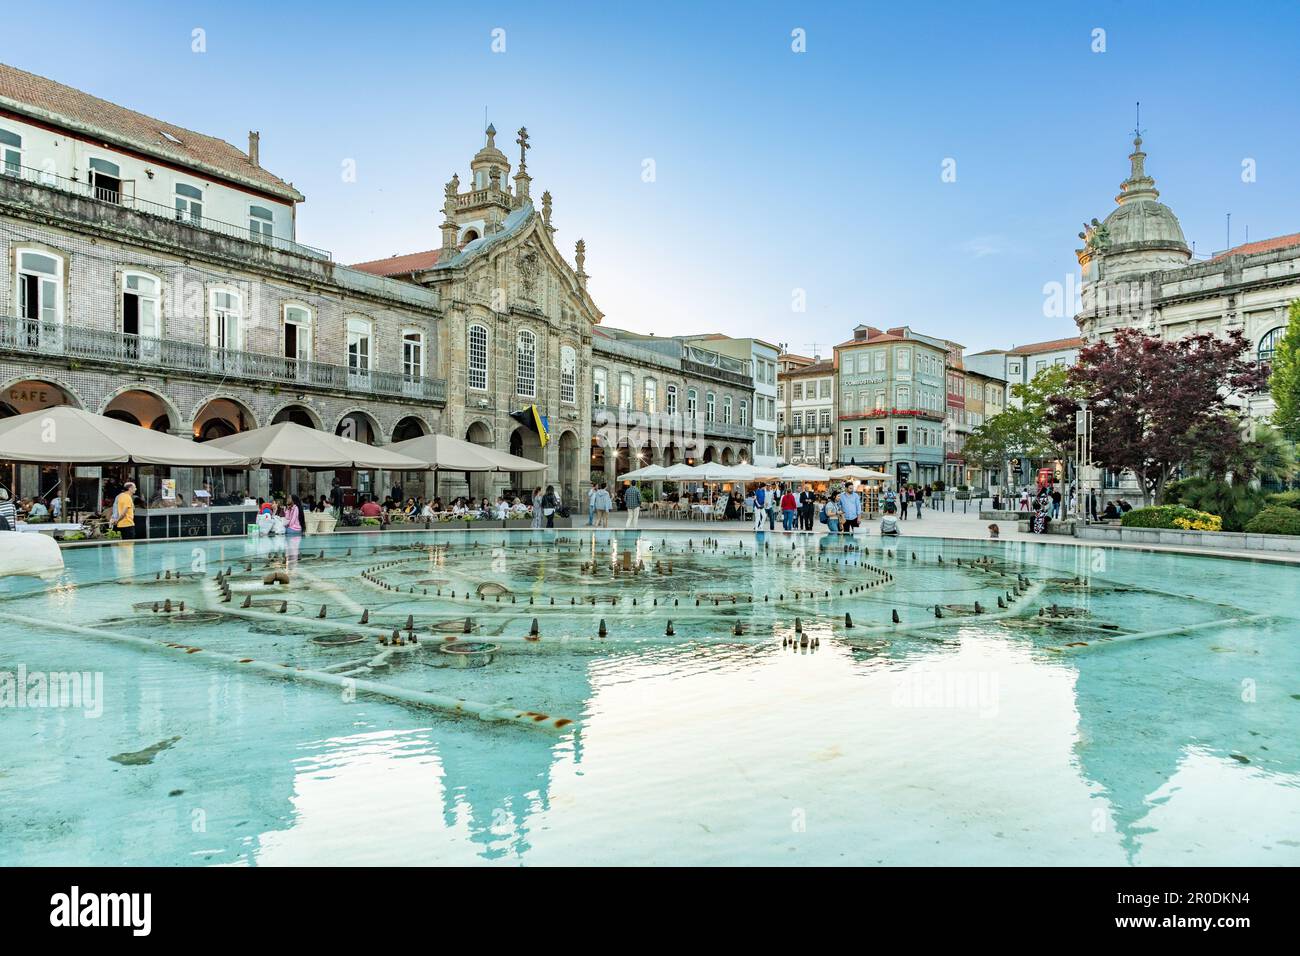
[[660, 463, 703, 481], [829, 465, 891, 481], [206, 421, 425, 469], [388, 433, 546, 473], [618, 464, 668, 481], [0, 405, 252, 521], [755, 464, 831, 482], [0, 405, 250, 466]]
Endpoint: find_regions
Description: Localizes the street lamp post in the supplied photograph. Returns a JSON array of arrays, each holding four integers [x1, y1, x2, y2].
[[1074, 399, 1095, 523]]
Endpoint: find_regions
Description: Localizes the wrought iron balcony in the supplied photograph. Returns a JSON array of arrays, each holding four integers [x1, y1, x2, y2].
[[1, 163, 332, 261], [0, 315, 446, 405]]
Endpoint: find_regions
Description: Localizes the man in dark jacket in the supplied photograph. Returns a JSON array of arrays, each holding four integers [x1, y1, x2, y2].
[[799, 485, 816, 531]]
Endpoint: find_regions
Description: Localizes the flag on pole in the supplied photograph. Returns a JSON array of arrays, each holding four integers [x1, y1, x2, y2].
[[510, 404, 549, 448]]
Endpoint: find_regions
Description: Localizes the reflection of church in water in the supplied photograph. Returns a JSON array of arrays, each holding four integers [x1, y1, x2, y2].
[[1068, 626, 1299, 861]]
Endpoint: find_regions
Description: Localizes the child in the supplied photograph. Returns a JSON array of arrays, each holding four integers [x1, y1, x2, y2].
[[988, 522, 1000, 540]]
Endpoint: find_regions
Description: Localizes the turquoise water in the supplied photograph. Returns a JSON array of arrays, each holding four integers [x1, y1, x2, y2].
[[1, 529, 1297, 865]]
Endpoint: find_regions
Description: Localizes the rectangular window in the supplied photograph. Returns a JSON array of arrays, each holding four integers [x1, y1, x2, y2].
[[793, 412, 803, 430], [516, 331, 537, 397], [740, 399, 749, 426], [875, 426, 885, 445], [896, 347, 911, 371], [687, 390, 698, 419], [706, 392, 716, 423], [560, 347, 576, 404], [210, 291, 242, 352], [858, 427, 869, 445], [0, 128, 21, 176], [897, 425, 909, 445], [468, 325, 488, 390], [842, 428, 852, 447], [667, 384, 678, 415], [619, 373, 633, 409], [346, 317, 371, 375], [402, 331, 424, 381], [873, 350, 886, 371], [592, 367, 607, 405], [249, 205, 275, 241], [175, 183, 203, 223], [644, 378, 657, 414], [793, 382, 803, 400]]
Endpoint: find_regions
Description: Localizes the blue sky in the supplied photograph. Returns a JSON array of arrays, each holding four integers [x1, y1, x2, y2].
[[4, 0, 1299, 352]]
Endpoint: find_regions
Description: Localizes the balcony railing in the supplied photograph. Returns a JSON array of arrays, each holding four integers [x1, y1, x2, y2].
[[0, 315, 445, 404], [1, 163, 332, 261]]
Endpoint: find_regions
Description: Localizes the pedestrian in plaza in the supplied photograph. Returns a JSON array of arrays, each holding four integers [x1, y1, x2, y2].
[[624, 481, 642, 528], [753, 483, 768, 531], [531, 486, 545, 529], [112, 481, 137, 540], [840, 482, 862, 534], [541, 485, 559, 528], [594, 483, 612, 527], [899, 487, 910, 520], [913, 486, 923, 521], [0, 487, 15, 531], [799, 484, 816, 532], [824, 491, 842, 534], [587, 484, 598, 526], [1050, 488, 1062, 519], [284, 495, 303, 535], [780, 486, 798, 531]]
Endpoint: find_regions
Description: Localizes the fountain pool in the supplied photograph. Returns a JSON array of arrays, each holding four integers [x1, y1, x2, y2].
[[1, 529, 1296, 865]]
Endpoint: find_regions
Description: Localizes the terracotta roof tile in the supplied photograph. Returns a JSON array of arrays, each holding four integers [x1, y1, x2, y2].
[[0, 62, 301, 200], [1210, 231, 1300, 262], [1007, 336, 1084, 356], [350, 249, 442, 277]]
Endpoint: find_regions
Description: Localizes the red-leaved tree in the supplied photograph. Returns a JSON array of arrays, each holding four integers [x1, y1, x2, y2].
[[1048, 329, 1267, 504]]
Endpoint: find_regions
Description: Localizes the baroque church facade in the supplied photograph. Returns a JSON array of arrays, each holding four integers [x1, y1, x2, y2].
[[353, 126, 601, 505], [1074, 134, 1299, 425]]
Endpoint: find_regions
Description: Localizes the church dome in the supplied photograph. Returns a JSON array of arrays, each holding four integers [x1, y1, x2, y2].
[[1101, 194, 1188, 252], [1079, 136, 1190, 279]]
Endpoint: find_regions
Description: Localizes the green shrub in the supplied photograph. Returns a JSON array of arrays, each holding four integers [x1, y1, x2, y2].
[[1244, 506, 1300, 536], [1164, 477, 1266, 532], [1265, 490, 1300, 510], [62, 531, 86, 541], [1121, 505, 1222, 531], [361, 517, 381, 526]]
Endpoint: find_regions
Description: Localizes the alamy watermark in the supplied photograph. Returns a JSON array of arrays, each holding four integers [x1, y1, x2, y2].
[[0, 665, 104, 718]]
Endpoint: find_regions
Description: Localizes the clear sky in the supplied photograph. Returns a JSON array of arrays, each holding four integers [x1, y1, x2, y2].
[[4, 1, 1298, 353]]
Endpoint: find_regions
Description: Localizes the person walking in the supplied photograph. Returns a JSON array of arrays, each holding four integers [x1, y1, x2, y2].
[[824, 492, 842, 534], [799, 484, 815, 532], [623, 482, 641, 528], [913, 486, 923, 521], [594, 483, 612, 527], [531, 486, 545, 529], [112, 481, 137, 540], [541, 485, 559, 528], [587, 484, 598, 526], [899, 487, 910, 520], [752, 483, 768, 531], [780, 486, 798, 532], [840, 482, 861, 535]]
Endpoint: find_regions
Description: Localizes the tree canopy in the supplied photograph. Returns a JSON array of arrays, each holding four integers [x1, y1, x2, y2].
[[1048, 328, 1267, 504], [1268, 299, 1300, 442]]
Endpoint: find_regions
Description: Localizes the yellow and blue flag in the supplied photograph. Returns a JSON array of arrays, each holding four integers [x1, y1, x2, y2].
[[510, 404, 549, 448]]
